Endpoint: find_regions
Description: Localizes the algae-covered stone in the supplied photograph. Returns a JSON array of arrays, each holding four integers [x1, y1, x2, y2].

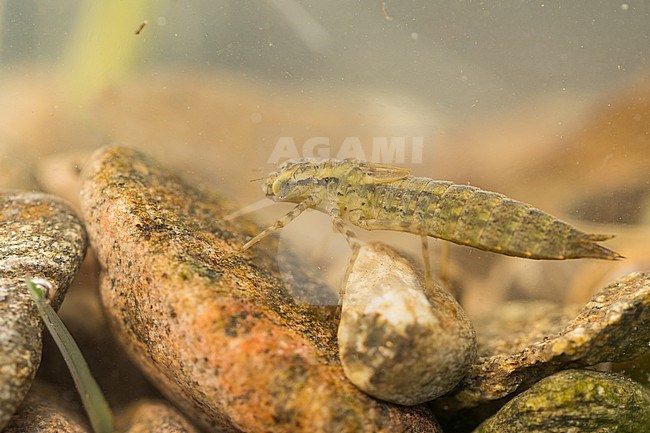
[[0, 192, 87, 430], [81, 146, 440, 433], [339, 242, 476, 405], [437, 272, 650, 412], [474, 369, 650, 433]]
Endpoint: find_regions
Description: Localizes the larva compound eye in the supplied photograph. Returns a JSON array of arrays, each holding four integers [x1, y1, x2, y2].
[[268, 159, 320, 202], [270, 171, 291, 199]]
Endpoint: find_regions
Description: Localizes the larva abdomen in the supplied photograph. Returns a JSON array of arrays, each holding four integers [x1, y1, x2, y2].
[[417, 182, 620, 260]]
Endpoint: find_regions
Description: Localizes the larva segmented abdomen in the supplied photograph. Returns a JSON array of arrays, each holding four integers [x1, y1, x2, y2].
[[373, 178, 621, 260], [426, 182, 621, 259]]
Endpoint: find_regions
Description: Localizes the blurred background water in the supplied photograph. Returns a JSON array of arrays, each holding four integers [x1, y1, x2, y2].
[[2, 2, 648, 111]]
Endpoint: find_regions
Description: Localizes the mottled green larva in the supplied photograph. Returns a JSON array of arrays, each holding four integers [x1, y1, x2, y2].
[[242, 158, 622, 263]]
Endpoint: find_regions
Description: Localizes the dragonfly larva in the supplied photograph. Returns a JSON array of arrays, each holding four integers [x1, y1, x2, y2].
[[241, 159, 622, 278]]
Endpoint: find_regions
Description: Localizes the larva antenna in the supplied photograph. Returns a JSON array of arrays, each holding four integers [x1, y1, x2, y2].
[[249, 166, 271, 182], [223, 198, 275, 221]]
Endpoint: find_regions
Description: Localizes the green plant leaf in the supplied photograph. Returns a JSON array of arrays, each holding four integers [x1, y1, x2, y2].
[[27, 278, 113, 433]]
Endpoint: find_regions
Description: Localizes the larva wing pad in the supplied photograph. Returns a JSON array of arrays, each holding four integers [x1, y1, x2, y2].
[[359, 162, 411, 184]]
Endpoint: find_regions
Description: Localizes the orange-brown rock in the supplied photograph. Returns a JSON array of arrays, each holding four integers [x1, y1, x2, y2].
[[81, 146, 440, 433]]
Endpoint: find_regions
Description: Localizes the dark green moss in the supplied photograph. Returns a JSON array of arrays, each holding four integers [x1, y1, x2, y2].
[[475, 370, 650, 433]]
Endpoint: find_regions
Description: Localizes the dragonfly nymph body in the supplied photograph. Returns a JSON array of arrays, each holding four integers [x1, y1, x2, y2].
[[242, 158, 622, 284]]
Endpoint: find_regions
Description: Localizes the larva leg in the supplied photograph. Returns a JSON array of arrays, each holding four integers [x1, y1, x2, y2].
[[437, 241, 461, 299], [242, 196, 317, 251], [358, 219, 458, 296], [331, 213, 360, 249], [330, 212, 362, 308], [439, 241, 450, 287], [358, 218, 436, 291], [420, 235, 432, 291]]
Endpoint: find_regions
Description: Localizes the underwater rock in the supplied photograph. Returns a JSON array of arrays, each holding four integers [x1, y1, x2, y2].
[[339, 242, 476, 405], [81, 146, 441, 433], [3, 382, 90, 433], [119, 400, 201, 433], [0, 191, 87, 430], [436, 272, 650, 413], [473, 369, 650, 433]]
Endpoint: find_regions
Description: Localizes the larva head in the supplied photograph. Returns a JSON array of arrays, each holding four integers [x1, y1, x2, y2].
[[263, 159, 322, 203]]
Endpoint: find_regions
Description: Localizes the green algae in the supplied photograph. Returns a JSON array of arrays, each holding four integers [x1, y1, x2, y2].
[[474, 369, 650, 433]]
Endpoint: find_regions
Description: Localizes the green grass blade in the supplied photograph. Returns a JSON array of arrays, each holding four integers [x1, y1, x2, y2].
[[27, 278, 113, 433]]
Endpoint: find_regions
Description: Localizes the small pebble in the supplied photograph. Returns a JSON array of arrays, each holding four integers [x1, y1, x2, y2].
[[339, 242, 476, 405]]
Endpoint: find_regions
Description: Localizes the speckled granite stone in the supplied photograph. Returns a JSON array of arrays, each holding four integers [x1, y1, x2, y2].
[[81, 146, 440, 433], [0, 192, 87, 429]]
